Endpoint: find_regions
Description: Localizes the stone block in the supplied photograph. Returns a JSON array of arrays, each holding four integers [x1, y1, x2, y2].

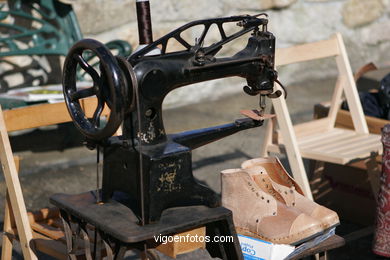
[[149, 0, 224, 22], [72, 0, 136, 34], [361, 21, 390, 46], [342, 0, 384, 28], [224, 0, 297, 11]]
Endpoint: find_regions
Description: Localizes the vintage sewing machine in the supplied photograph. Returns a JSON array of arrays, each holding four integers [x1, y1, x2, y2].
[[51, 13, 280, 260]]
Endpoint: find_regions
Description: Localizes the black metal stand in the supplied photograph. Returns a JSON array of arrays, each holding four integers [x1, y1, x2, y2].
[[51, 191, 243, 259]]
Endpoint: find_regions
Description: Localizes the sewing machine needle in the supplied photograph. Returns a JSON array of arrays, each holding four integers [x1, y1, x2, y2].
[[259, 94, 266, 116]]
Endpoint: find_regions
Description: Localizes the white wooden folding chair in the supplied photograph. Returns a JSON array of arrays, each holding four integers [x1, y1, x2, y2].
[[1, 98, 111, 259], [261, 33, 382, 200]]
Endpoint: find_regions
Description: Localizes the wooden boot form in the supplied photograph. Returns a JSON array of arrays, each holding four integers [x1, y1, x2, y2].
[[221, 168, 323, 245]]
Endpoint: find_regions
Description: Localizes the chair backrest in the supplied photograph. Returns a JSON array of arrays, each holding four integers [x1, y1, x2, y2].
[[0, 0, 132, 91], [0, 0, 82, 57], [3, 98, 109, 132], [262, 33, 371, 199], [274, 33, 369, 134], [0, 0, 131, 58]]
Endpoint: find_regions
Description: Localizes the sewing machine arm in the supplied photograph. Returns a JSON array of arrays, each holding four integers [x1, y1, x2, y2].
[[131, 15, 276, 102]]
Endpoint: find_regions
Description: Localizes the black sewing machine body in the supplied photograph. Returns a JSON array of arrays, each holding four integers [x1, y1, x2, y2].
[[101, 17, 276, 223], [60, 15, 277, 224], [102, 119, 263, 223], [51, 14, 278, 259]]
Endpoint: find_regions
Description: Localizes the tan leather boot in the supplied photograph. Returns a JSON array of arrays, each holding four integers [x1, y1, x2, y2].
[[221, 168, 323, 245], [241, 157, 339, 230]]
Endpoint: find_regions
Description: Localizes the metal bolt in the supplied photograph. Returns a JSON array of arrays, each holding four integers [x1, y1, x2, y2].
[[145, 109, 153, 117]]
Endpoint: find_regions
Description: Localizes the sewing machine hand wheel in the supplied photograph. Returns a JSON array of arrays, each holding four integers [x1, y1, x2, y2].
[[63, 39, 128, 141]]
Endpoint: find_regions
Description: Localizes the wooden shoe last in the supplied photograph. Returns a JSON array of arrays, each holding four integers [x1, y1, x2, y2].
[[221, 169, 323, 245], [242, 157, 340, 230]]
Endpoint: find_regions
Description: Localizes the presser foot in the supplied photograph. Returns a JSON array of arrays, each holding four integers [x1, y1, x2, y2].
[[240, 109, 275, 121]]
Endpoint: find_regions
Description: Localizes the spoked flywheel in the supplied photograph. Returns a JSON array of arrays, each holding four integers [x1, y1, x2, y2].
[[62, 39, 134, 141]]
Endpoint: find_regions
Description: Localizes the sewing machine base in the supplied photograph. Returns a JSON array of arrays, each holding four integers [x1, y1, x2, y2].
[[50, 191, 243, 259], [101, 139, 221, 223]]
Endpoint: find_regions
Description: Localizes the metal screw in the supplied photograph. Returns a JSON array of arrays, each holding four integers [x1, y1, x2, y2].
[[145, 109, 153, 117]]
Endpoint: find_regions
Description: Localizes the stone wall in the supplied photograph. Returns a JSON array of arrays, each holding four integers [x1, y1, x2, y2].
[[71, 0, 390, 108]]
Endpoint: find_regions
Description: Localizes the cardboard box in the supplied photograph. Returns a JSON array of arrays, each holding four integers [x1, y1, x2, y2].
[[238, 235, 294, 260], [238, 227, 337, 259]]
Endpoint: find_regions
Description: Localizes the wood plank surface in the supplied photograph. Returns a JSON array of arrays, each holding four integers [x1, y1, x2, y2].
[[156, 227, 206, 258], [3, 98, 110, 132], [31, 222, 64, 241], [275, 36, 339, 66], [336, 109, 388, 135]]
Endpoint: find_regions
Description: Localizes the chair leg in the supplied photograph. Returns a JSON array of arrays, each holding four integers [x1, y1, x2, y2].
[[318, 251, 327, 260], [0, 108, 37, 260], [271, 94, 313, 200], [309, 160, 325, 200], [2, 192, 14, 260], [260, 119, 273, 157]]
